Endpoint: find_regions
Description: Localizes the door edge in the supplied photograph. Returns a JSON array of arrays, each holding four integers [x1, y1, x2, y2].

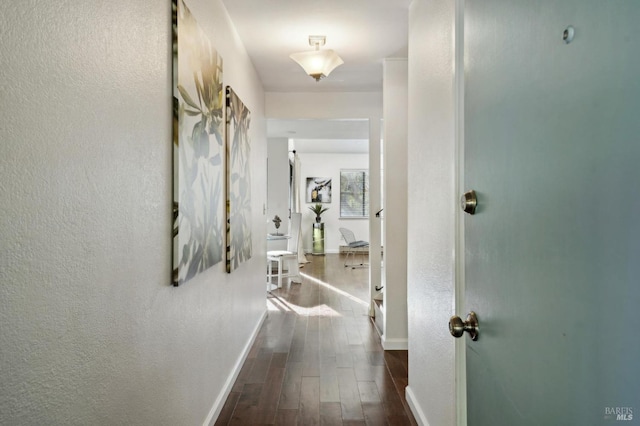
[[454, 1, 467, 425]]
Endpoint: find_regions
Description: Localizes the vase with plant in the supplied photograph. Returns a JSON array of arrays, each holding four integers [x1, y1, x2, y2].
[[272, 215, 282, 235], [308, 203, 329, 223]]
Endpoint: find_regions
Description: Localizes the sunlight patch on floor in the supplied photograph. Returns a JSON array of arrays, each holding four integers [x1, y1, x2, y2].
[[299, 272, 369, 307], [267, 293, 342, 317]]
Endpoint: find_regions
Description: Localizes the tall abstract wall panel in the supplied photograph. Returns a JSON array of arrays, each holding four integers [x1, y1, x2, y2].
[[225, 87, 252, 273], [172, 0, 224, 286]]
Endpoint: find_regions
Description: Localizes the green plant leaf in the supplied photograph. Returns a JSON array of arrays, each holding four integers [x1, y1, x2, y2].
[[192, 120, 209, 158], [308, 203, 329, 215], [178, 85, 201, 111], [184, 108, 201, 116]]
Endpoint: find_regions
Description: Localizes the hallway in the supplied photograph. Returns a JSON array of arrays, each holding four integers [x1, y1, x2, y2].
[[215, 255, 416, 425]]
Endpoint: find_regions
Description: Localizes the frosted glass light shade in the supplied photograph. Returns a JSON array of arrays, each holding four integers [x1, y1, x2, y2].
[[289, 49, 344, 81]]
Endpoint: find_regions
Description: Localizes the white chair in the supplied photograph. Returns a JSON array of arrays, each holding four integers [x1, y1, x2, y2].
[[339, 227, 369, 269], [267, 213, 302, 288]]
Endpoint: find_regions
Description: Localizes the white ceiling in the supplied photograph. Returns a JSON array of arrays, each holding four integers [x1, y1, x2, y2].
[[222, 0, 407, 150], [221, 0, 410, 93]]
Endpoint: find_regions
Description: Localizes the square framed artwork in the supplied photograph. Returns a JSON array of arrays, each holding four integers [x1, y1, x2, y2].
[[306, 177, 332, 203]]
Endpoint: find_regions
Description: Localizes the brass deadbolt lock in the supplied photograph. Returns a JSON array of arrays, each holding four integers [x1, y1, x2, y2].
[[460, 190, 478, 215]]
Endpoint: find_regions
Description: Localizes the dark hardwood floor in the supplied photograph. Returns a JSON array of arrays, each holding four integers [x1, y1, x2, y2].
[[215, 254, 416, 426]]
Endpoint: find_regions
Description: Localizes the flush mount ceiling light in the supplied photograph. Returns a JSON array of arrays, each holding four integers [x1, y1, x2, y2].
[[289, 35, 344, 82]]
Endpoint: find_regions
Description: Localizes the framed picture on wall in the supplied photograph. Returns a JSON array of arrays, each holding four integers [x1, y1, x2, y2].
[[172, 0, 224, 286], [306, 177, 332, 203], [225, 86, 252, 273]]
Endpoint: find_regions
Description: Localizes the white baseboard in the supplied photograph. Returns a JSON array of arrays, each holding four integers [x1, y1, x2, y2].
[[405, 385, 430, 426], [381, 335, 408, 350], [203, 310, 267, 426]]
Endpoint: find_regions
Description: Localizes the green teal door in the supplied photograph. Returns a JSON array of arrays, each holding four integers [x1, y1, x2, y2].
[[463, 1, 640, 424]]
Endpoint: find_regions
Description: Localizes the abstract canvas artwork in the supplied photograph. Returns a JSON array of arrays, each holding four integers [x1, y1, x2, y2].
[[306, 177, 332, 203], [225, 87, 252, 273], [172, 0, 224, 286]]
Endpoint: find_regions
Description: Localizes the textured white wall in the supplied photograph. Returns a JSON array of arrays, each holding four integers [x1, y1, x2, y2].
[[382, 59, 408, 349], [297, 153, 369, 253], [406, 0, 457, 425], [265, 92, 382, 120], [0, 0, 266, 424]]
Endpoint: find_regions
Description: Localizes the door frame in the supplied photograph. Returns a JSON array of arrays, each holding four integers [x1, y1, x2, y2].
[[454, 0, 467, 425]]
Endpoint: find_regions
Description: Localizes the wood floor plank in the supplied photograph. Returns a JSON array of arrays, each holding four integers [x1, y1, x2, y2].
[[337, 367, 364, 421], [367, 351, 385, 366], [303, 349, 321, 377], [354, 364, 386, 382], [246, 348, 274, 384], [214, 391, 240, 426], [335, 352, 354, 369], [273, 313, 297, 353], [228, 382, 262, 425], [231, 357, 256, 393], [383, 350, 408, 379], [385, 415, 414, 426], [307, 315, 320, 332], [345, 320, 364, 345], [275, 409, 298, 425], [319, 360, 340, 403], [278, 361, 304, 410], [319, 402, 343, 426], [216, 254, 416, 426], [362, 402, 388, 426], [357, 381, 382, 403], [319, 323, 337, 357], [255, 365, 286, 424], [299, 376, 320, 426], [288, 317, 308, 363]]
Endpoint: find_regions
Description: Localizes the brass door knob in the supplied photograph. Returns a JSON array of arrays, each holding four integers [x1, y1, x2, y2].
[[449, 311, 479, 341]]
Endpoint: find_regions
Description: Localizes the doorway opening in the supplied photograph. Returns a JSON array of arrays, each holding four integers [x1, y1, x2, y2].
[[266, 118, 381, 318]]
